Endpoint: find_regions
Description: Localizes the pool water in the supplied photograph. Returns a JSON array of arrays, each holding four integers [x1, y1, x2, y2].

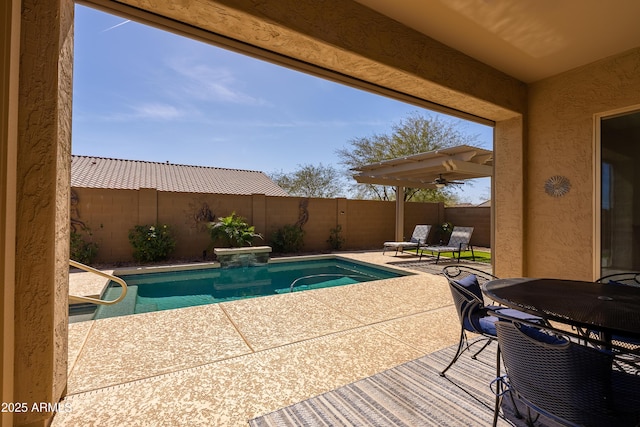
[[94, 258, 408, 319]]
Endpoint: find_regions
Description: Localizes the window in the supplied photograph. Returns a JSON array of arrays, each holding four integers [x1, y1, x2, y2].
[[600, 110, 640, 274]]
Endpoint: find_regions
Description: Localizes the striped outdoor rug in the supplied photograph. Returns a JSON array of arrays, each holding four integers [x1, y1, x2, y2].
[[250, 343, 561, 426]]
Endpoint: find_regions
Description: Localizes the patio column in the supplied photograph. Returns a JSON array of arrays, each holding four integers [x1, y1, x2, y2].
[[13, 0, 74, 425], [494, 116, 525, 277], [395, 186, 404, 241]]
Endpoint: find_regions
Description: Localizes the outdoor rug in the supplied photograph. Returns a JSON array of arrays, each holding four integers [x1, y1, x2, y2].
[[250, 343, 561, 426]]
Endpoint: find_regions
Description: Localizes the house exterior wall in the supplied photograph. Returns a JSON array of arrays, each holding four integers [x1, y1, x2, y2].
[[73, 188, 482, 263], [526, 47, 640, 280]]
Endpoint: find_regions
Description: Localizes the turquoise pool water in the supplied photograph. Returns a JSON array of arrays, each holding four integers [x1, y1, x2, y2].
[[94, 258, 408, 319]]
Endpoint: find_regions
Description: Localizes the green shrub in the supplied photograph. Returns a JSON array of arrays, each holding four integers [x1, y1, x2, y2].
[[128, 224, 176, 262], [208, 212, 262, 248], [271, 224, 305, 253], [327, 224, 345, 250], [70, 230, 98, 265]]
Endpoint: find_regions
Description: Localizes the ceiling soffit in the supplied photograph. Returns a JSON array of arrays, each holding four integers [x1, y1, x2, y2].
[[355, 0, 640, 83]]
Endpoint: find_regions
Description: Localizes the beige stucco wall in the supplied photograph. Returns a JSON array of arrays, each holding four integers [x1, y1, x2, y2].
[[9, 0, 74, 426], [493, 116, 526, 277], [525, 48, 640, 280]]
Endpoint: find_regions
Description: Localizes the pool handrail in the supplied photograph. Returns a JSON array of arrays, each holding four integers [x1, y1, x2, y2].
[[69, 259, 128, 305], [289, 273, 370, 293]]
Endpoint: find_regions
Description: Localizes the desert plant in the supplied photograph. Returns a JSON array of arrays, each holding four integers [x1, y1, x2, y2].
[[208, 212, 262, 248], [128, 224, 176, 262], [70, 230, 99, 265], [327, 224, 345, 250], [270, 224, 305, 253]]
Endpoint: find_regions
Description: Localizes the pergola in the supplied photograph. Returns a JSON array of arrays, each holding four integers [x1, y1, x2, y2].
[[352, 145, 493, 241]]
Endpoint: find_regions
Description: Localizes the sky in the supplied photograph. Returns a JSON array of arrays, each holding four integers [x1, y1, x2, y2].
[[72, 5, 493, 204]]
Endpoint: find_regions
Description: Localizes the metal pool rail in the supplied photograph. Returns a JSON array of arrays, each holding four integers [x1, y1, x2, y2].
[[69, 259, 128, 305], [288, 273, 372, 293]]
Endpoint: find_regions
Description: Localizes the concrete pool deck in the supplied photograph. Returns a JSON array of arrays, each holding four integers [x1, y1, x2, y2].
[[55, 251, 490, 426]]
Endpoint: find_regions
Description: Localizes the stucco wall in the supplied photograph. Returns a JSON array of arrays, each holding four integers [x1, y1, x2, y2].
[[493, 116, 525, 278], [72, 188, 488, 263], [526, 48, 640, 279], [13, 0, 74, 425]]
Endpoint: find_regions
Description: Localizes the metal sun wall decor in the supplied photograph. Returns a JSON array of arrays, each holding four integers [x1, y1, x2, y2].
[[544, 175, 571, 197]]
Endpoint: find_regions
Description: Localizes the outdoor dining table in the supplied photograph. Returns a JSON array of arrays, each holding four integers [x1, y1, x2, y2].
[[483, 277, 640, 427], [483, 277, 640, 341]]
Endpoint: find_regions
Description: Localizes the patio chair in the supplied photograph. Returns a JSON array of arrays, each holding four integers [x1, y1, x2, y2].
[[592, 272, 640, 365], [494, 321, 640, 427], [419, 226, 474, 263], [440, 266, 547, 377], [382, 224, 431, 256], [597, 271, 640, 287]]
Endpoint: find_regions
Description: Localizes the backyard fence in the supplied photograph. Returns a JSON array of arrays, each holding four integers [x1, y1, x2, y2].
[[71, 187, 490, 263]]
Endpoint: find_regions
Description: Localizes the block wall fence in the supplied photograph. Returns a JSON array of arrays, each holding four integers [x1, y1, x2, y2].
[[71, 187, 490, 263]]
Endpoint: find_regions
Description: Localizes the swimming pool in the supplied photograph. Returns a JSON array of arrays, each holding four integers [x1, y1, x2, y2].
[[93, 257, 410, 319]]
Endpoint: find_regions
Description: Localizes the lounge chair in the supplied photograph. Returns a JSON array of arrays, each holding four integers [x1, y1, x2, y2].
[[419, 226, 474, 263], [382, 225, 431, 256]]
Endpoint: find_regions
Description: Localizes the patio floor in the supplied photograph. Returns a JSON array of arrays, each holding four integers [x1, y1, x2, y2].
[[54, 251, 496, 426]]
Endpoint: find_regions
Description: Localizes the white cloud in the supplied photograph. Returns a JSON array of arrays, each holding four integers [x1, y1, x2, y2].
[[168, 59, 267, 106], [93, 103, 187, 122], [131, 103, 184, 120]]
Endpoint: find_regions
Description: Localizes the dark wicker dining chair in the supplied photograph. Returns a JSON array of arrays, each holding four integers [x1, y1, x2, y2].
[[597, 271, 640, 287], [495, 321, 640, 427], [594, 272, 640, 366], [440, 266, 546, 377]]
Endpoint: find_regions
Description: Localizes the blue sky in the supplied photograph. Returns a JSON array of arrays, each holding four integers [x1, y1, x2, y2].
[[72, 4, 492, 203]]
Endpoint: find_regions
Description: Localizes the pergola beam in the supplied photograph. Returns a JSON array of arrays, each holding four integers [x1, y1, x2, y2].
[[353, 174, 439, 189], [443, 159, 493, 176]]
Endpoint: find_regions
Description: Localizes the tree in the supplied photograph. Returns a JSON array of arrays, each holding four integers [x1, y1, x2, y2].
[[270, 163, 346, 198], [337, 112, 478, 204]]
